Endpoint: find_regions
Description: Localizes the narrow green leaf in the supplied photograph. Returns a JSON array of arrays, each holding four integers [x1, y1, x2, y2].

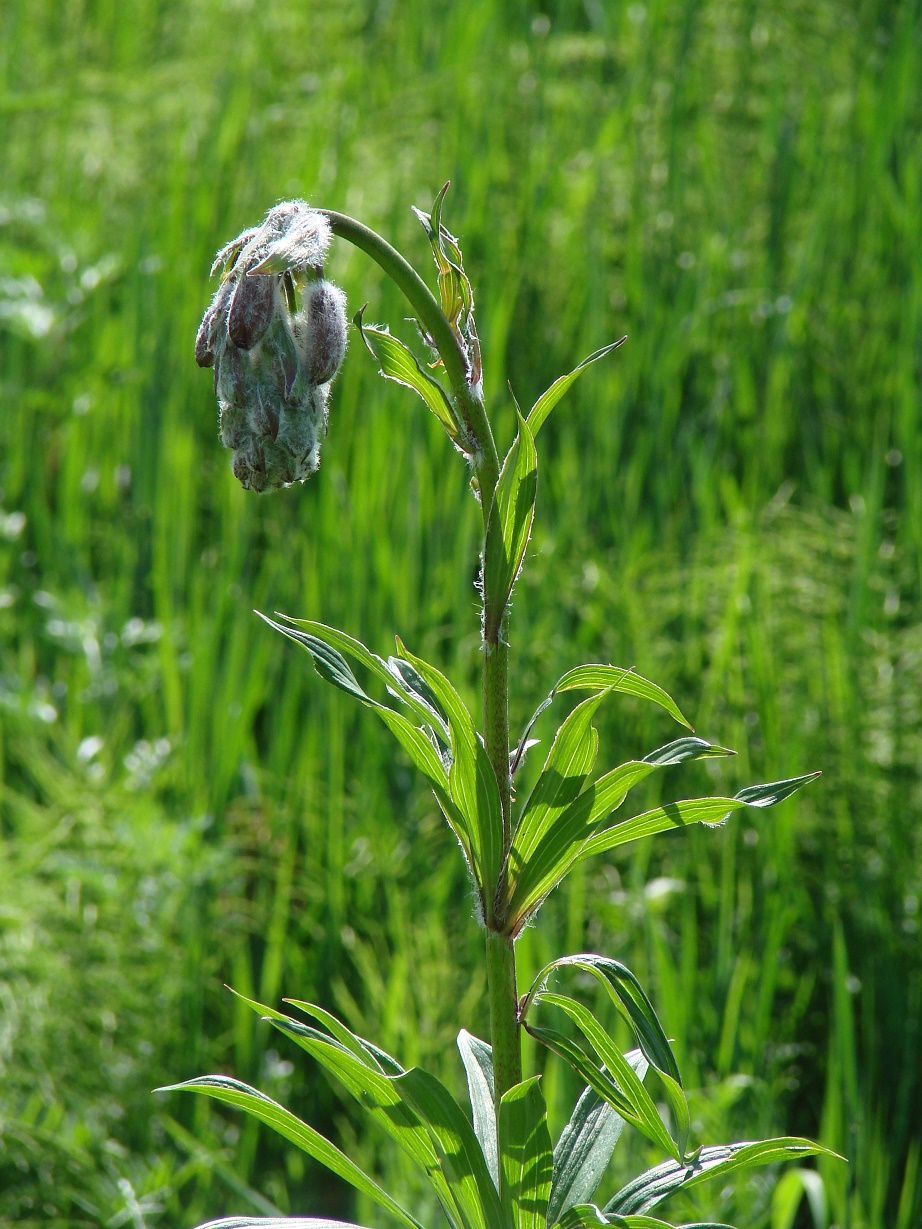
[[398, 641, 504, 920], [555, 666, 692, 730], [195, 1220, 383, 1229], [525, 1024, 664, 1153], [523, 957, 688, 1158], [539, 994, 681, 1161], [554, 1210, 736, 1229], [385, 654, 451, 745], [457, 1031, 498, 1189], [261, 616, 477, 880], [506, 740, 730, 930], [606, 1139, 841, 1216], [577, 774, 822, 864], [257, 616, 370, 703], [526, 338, 627, 437], [229, 993, 468, 1229], [156, 1076, 422, 1229], [267, 617, 441, 734], [548, 1051, 648, 1223], [510, 691, 610, 871], [395, 1066, 506, 1229], [354, 308, 462, 443], [521, 957, 680, 1086], [483, 411, 538, 639], [374, 705, 478, 877], [498, 1077, 553, 1229]]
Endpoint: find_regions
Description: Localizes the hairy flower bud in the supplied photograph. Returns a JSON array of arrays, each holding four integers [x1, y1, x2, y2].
[[195, 201, 347, 492], [293, 280, 348, 385], [226, 271, 278, 351]]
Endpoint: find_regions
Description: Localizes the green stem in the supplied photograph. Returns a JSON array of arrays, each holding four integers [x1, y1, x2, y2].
[[322, 210, 499, 492], [323, 206, 520, 1099], [486, 930, 522, 1099]]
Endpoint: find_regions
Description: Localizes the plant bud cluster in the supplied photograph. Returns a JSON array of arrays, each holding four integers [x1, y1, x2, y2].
[[195, 201, 347, 492]]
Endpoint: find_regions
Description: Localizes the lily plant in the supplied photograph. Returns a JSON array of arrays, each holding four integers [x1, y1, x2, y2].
[[167, 186, 836, 1229]]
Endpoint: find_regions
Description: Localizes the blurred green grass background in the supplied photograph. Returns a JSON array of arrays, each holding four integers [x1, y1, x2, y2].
[[1, 0, 920, 1226]]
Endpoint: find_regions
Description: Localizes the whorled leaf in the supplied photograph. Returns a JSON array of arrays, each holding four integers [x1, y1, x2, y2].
[[397, 639, 504, 923], [259, 615, 482, 899], [524, 1020, 676, 1158], [230, 991, 468, 1229], [503, 738, 733, 932], [511, 667, 690, 776]]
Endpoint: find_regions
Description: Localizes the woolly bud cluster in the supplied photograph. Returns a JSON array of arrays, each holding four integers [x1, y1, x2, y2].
[[195, 201, 347, 492]]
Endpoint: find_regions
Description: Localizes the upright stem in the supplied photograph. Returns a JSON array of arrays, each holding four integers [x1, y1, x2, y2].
[[486, 929, 521, 1097], [323, 207, 521, 1100]]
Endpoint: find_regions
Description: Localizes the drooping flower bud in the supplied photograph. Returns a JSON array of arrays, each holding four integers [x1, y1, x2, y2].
[[195, 201, 347, 493], [292, 280, 348, 385]]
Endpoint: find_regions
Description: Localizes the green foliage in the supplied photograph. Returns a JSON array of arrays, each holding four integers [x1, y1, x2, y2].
[[3, 0, 922, 1225]]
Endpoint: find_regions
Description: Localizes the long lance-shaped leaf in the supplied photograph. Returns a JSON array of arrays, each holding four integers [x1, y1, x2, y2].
[[457, 1031, 498, 1189], [548, 1050, 648, 1223], [194, 1220, 386, 1229], [483, 411, 538, 639], [555, 666, 691, 729], [512, 669, 689, 775], [498, 1077, 553, 1229], [555, 1208, 736, 1229], [397, 639, 504, 922], [521, 956, 680, 1084], [265, 616, 445, 735], [505, 738, 732, 930], [260, 615, 477, 884], [538, 994, 683, 1161], [524, 1022, 675, 1159], [576, 774, 822, 865], [354, 307, 464, 446], [156, 1076, 423, 1229], [526, 339, 627, 437], [229, 992, 467, 1229], [510, 690, 611, 867], [394, 1066, 507, 1229], [520, 957, 687, 1156], [605, 1139, 841, 1217]]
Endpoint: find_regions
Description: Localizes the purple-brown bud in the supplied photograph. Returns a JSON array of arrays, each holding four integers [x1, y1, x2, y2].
[[195, 201, 347, 493], [227, 272, 278, 350]]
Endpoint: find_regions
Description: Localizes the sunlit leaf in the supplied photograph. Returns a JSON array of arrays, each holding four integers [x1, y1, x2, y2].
[[354, 307, 462, 444], [483, 411, 538, 638], [397, 640, 504, 921], [548, 1050, 648, 1223], [498, 1077, 553, 1229], [576, 774, 822, 864], [395, 1066, 506, 1229], [156, 1076, 422, 1229], [505, 739, 731, 930], [230, 992, 467, 1229], [510, 691, 609, 867], [458, 1031, 498, 1189], [525, 1021, 674, 1159], [526, 339, 627, 438], [606, 1139, 840, 1216]]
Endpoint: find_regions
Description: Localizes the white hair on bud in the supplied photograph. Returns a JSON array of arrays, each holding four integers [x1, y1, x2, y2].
[[197, 202, 346, 492]]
